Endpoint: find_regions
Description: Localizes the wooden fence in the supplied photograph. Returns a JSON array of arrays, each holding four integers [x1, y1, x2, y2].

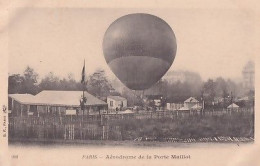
[[9, 107, 254, 141], [8, 115, 122, 141]]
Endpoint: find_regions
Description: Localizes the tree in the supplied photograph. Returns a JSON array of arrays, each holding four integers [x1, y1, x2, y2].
[[203, 79, 216, 105], [87, 69, 112, 98], [226, 79, 238, 98], [8, 66, 39, 94], [215, 77, 227, 97], [59, 73, 81, 91], [39, 72, 60, 90], [21, 66, 39, 94], [8, 74, 24, 94]]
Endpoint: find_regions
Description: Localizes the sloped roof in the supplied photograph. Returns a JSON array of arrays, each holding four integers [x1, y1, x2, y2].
[[227, 103, 239, 108], [8, 94, 35, 104], [107, 96, 126, 101], [9, 91, 107, 107], [184, 97, 199, 103]]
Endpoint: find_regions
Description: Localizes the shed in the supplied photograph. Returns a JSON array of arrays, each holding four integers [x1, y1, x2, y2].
[[227, 103, 239, 109], [184, 97, 199, 109], [107, 96, 127, 110]]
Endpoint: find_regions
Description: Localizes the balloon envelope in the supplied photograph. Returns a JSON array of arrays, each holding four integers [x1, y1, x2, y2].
[[103, 13, 177, 90]]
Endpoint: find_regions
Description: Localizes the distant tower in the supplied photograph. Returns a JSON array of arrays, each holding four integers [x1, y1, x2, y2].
[[242, 61, 255, 91]]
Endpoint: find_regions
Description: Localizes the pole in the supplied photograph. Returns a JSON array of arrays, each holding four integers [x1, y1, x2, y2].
[[142, 90, 145, 111], [81, 59, 87, 121], [82, 82, 85, 119], [81, 59, 86, 139]]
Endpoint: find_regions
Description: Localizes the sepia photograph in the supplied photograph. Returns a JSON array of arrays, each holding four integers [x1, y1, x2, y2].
[[0, 2, 258, 166]]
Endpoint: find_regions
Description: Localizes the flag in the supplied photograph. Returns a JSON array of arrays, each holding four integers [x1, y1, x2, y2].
[[81, 60, 85, 84]]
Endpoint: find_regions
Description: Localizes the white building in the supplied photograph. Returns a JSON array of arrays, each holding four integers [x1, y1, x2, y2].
[[184, 97, 200, 109], [166, 103, 184, 111], [227, 103, 239, 111], [167, 97, 203, 114], [107, 96, 127, 111]]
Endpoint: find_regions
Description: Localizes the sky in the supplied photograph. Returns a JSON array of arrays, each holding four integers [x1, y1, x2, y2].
[[8, 8, 255, 81]]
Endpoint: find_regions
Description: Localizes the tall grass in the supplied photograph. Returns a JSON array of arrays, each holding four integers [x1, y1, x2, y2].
[[111, 112, 254, 140]]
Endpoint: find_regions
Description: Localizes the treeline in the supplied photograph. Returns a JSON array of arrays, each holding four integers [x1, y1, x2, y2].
[[120, 71, 249, 106], [9, 66, 251, 105], [8, 66, 115, 98]]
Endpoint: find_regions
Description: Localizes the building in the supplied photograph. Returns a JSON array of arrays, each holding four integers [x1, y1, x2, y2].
[[8, 90, 108, 117], [144, 94, 164, 110], [166, 98, 184, 111], [184, 97, 200, 110], [166, 97, 203, 112], [166, 103, 184, 111], [227, 103, 239, 111], [107, 96, 127, 111], [242, 61, 254, 91]]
